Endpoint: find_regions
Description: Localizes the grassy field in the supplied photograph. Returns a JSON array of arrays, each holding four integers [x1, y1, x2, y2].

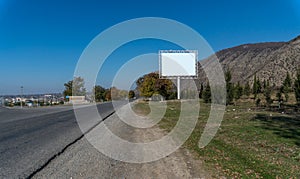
[[133, 100, 300, 178]]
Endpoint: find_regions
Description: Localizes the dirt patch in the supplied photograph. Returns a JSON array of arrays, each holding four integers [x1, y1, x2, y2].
[[108, 125, 210, 178]]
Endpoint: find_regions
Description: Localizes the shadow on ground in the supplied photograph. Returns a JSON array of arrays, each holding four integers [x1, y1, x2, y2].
[[253, 114, 300, 146]]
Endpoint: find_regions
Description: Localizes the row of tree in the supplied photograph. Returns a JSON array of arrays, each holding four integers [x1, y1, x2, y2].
[[92, 86, 135, 101], [65, 69, 300, 106], [63, 77, 135, 102], [136, 72, 202, 100], [200, 69, 300, 106]]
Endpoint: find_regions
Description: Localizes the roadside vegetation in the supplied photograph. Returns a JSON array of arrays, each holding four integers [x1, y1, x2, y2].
[[63, 77, 135, 102], [133, 69, 300, 178], [133, 100, 300, 178]]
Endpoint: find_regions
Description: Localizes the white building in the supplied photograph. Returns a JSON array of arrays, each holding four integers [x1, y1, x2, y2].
[[67, 96, 87, 104]]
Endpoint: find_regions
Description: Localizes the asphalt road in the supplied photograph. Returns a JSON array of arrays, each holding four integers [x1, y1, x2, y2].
[[0, 102, 126, 178]]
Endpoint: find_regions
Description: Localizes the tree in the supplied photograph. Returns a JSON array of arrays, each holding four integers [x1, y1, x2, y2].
[[136, 72, 173, 99], [283, 71, 292, 88], [93, 85, 106, 102], [202, 83, 211, 103], [263, 79, 267, 92], [104, 90, 111, 101], [294, 69, 300, 106], [128, 90, 135, 99], [137, 73, 156, 98], [252, 74, 261, 99], [199, 83, 204, 99], [72, 77, 86, 96], [276, 91, 282, 101], [257, 77, 262, 93], [234, 82, 243, 101], [63, 81, 73, 99], [63, 77, 86, 99], [110, 87, 121, 100], [244, 82, 251, 96], [252, 74, 258, 98], [282, 85, 289, 102], [225, 70, 234, 105], [282, 72, 292, 102], [264, 80, 272, 107]]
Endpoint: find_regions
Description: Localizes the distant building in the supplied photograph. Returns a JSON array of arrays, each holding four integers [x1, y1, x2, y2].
[[67, 96, 87, 104]]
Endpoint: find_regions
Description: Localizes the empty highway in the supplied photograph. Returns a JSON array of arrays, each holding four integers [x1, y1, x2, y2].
[[0, 102, 126, 178]]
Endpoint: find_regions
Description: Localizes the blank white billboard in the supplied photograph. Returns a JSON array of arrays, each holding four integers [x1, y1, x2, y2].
[[160, 51, 197, 77]]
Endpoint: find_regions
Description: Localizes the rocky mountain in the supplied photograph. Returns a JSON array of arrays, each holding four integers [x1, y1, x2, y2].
[[198, 35, 300, 87]]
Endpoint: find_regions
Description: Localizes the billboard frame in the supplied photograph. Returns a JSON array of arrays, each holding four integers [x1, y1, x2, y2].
[[159, 50, 198, 79], [158, 50, 198, 100]]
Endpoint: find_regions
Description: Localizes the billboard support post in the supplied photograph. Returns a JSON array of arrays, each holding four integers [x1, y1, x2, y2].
[[177, 77, 180, 100], [159, 50, 198, 101]]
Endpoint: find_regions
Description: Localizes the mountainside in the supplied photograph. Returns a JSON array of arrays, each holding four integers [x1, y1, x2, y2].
[[198, 35, 300, 87]]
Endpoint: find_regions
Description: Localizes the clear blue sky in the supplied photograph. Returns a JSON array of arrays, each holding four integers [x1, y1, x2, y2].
[[0, 0, 299, 95]]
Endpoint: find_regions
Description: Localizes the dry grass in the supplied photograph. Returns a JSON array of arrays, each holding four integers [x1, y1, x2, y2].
[[133, 100, 300, 178]]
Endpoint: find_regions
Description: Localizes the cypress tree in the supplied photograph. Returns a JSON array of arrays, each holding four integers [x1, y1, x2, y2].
[[253, 74, 258, 98], [282, 72, 292, 102], [225, 70, 234, 105], [263, 79, 267, 91], [202, 83, 211, 103], [244, 82, 251, 96], [257, 77, 262, 93], [264, 80, 272, 107], [283, 71, 292, 88], [199, 83, 204, 99], [234, 82, 243, 100], [294, 69, 300, 106], [253, 74, 262, 99]]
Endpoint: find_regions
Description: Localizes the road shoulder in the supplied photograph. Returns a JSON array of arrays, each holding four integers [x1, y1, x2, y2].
[[33, 104, 210, 178]]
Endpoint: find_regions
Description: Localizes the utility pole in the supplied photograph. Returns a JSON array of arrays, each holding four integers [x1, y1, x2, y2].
[[20, 86, 23, 109]]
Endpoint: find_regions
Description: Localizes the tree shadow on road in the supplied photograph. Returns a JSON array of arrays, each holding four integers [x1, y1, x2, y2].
[[253, 113, 300, 146]]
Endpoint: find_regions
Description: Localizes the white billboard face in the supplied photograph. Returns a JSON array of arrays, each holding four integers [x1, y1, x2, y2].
[[160, 51, 197, 77]]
